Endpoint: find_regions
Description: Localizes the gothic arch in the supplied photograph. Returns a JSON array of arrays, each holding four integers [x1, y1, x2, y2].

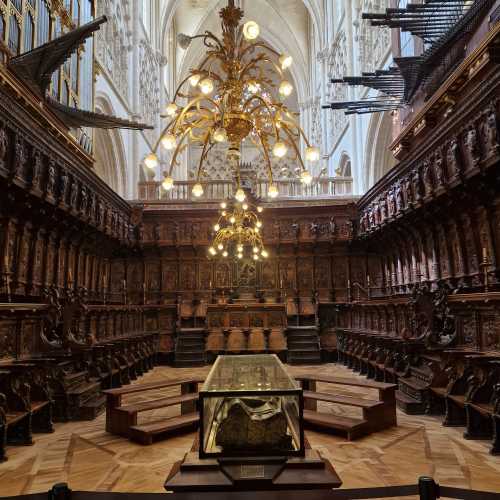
[[93, 94, 127, 197], [364, 111, 396, 189]]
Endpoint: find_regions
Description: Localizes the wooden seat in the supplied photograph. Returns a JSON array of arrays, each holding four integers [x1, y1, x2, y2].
[[298, 374, 397, 439], [303, 391, 382, 409], [303, 409, 368, 440], [117, 393, 198, 414], [103, 378, 203, 437], [129, 412, 199, 445]]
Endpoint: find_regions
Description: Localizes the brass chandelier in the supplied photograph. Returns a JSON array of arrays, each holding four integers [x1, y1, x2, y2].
[[209, 199, 267, 260], [143, 0, 320, 200]]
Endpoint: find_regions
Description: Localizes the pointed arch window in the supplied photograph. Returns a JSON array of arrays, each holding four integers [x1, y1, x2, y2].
[[23, 11, 34, 52], [8, 15, 20, 54]]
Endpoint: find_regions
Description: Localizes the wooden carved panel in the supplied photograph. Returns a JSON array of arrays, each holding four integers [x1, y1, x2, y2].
[[0, 320, 17, 360], [162, 261, 177, 292], [215, 262, 231, 288], [180, 261, 196, 290]]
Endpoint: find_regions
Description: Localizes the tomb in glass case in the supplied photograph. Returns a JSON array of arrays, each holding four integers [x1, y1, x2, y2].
[[199, 354, 304, 458]]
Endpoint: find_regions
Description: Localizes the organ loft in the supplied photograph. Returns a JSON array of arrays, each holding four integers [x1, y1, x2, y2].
[[0, 0, 500, 498]]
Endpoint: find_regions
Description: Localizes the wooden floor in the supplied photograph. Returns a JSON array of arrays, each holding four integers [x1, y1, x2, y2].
[[1, 363, 499, 497]]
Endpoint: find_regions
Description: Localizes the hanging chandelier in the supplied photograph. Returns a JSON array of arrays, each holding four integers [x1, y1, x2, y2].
[[143, 0, 320, 200], [208, 199, 267, 260]]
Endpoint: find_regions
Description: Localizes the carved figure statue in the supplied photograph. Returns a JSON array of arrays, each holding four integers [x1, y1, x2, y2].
[[446, 137, 462, 176], [329, 216, 336, 237], [309, 220, 319, 237], [32, 152, 42, 188], [411, 168, 421, 201], [422, 160, 433, 195], [434, 152, 445, 187], [47, 162, 56, 196], [484, 104, 500, 155], [70, 180, 79, 208], [464, 125, 481, 167], [0, 126, 8, 167]]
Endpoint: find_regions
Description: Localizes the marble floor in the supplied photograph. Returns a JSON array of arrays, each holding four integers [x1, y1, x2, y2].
[[1, 363, 499, 497]]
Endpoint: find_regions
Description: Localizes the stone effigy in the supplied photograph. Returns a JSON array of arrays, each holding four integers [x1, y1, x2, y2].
[[215, 397, 292, 453]]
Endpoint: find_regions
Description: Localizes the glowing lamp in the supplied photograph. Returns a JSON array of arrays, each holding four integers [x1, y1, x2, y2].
[[199, 78, 214, 95], [144, 153, 158, 169], [305, 146, 320, 162], [273, 142, 288, 158], [189, 74, 201, 87], [279, 80, 293, 97], [165, 103, 178, 117], [235, 188, 246, 202], [243, 21, 260, 40], [213, 128, 227, 143], [300, 170, 313, 185], [279, 54, 293, 70], [268, 184, 279, 198], [192, 183, 204, 197], [162, 176, 174, 190], [161, 133, 177, 150]]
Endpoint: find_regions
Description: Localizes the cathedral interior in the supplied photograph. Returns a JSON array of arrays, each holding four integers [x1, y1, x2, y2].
[[1, 0, 500, 498]]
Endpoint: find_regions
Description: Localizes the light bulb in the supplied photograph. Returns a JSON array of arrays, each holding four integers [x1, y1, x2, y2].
[[209, 247, 216, 255], [237, 245, 244, 252], [300, 170, 313, 185], [165, 103, 178, 117], [230, 216, 236, 224], [254, 227, 260, 233], [192, 183, 204, 197], [242, 203, 248, 210], [220, 202, 227, 209], [243, 21, 260, 40], [213, 128, 227, 143], [218, 244, 224, 251], [256, 221, 262, 228], [238, 253, 243, 259], [253, 247, 259, 254], [221, 211, 227, 217], [261, 250, 269, 258], [268, 184, 279, 198], [214, 224, 220, 231], [247, 81, 260, 93], [253, 254, 259, 261], [235, 188, 246, 202], [273, 142, 288, 158], [161, 133, 177, 150], [257, 206, 263, 213], [279, 54, 293, 70], [162, 176, 174, 190], [305, 146, 320, 162], [144, 153, 158, 169], [189, 74, 201, 87], [199, 78, 214, 95], [279, 80, 293, 97], [222, 251, 228, 258]]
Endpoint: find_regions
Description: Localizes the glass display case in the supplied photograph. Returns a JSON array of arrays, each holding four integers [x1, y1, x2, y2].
[[199, 354, 304, 458]]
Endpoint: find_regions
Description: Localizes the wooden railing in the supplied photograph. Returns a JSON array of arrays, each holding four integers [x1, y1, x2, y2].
[[137, 177, 353, 202]]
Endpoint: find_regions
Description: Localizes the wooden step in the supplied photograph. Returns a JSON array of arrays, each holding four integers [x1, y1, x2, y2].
[[303, 391, 382, 409], [117, 393, 198, 414], [303, 409, 367, 440], [129, 412, 199, 445]]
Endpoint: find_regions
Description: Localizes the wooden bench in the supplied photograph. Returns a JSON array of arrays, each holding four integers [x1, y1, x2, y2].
[[129, 412, 200, 445], [296, 374, 397, 440], [103, 378, 204, 439]]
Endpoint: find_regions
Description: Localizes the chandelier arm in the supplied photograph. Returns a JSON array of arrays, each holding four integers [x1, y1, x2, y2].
[[240, 56, 283, 80], [172, 96, 222, 135], [257, 133, 275, 185], [242, 95, 280, 140], [190, 32, 226, 53], [166, 125, 194, 176], [280, 123, 307, 172], [195, 132, 214, 182], [239, 42, 281, 64]]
